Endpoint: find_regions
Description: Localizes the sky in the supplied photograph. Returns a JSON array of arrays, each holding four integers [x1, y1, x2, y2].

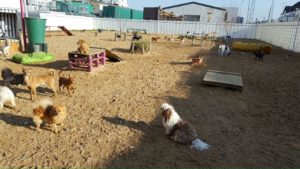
[[127, 0, 300, 20]]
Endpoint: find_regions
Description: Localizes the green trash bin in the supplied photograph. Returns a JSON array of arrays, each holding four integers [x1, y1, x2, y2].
[[25, 17, 46, 44]]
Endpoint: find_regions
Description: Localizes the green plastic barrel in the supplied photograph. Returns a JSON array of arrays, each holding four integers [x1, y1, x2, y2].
[[25, 17, 46, 44]]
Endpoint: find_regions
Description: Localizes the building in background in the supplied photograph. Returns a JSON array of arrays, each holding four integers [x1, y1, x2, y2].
[[0, 0, 20, 39], [162, 2, 226, 22], [236, 16, 244, 23], [278, 1, 300, 22], [224, 7, 238, 23], [102, 5, 143, 19], [143, 7, 183, 21], [26, 0, 56, 11], [55, 1, 94, 16], [88, 0, 128, 16]]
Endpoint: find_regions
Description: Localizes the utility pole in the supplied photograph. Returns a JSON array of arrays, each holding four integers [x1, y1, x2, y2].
[[20, 0, 27, 52], [239, 0, 244, 17], [246, 0, 256, 23], [268, 0, 275, 22]]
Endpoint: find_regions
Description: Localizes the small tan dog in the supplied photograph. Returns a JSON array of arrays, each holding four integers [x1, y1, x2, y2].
[[23, 69, 57, 100], [58, 71, 75, 95], [32, 99, 67, 133], [77, 39, 89, 54]]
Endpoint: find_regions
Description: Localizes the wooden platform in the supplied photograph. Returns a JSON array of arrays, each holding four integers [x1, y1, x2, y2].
[[68, 49, 106, 72], [203, 70, 243, 90]]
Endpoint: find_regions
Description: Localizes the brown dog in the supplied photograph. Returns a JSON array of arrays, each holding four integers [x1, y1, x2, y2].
[[58, 71, 75, 95], [77, 39, 89, 54], [23, 69, 57, 100], [152, 36, 160, 43], [32, 99, 67, 133]]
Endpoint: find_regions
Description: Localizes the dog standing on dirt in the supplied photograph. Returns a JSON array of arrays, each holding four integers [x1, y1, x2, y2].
[[152, 36, 160, 43], [253, 50, 264, 61], [32, 99, 67, 133], [161, 103, 210, 151], [58, 71, 75, 95], [218, 44, 231, 56], [77, 39, 89, 54], [0, 86, 16, 109], [23, 69, 57, 100]]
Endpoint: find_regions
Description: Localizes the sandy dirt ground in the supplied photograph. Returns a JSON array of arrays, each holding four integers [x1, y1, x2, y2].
[[0, 31, 299, 168]]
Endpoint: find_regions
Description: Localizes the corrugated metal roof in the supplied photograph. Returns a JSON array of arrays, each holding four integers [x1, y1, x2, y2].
[[163, 1, 226, 11], [0, 8, 19, 13]]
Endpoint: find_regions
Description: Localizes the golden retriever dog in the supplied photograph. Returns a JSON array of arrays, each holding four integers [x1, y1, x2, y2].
[[23, 69, 57, 100], [77, 39, 89, 54], [32, 99, 67, 133]]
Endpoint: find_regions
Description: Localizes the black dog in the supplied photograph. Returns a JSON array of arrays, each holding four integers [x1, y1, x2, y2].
[[1, 68, 24, 85], [132, 34, 142, 41], [253, 50, 264, 61]]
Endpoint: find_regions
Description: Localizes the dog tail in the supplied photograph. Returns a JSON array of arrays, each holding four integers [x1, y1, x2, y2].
[[34, 98, 53, 110], [191, 139, 210, 151]]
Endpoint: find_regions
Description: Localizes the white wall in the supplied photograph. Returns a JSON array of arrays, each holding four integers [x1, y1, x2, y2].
[[0, 0, 20, 10], [256, 22, 300, 52], [39, 12, 97, 30], [40, 13, 255, 38]]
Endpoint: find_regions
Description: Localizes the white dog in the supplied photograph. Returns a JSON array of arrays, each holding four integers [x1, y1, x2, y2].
[[0, 86, 16, 109], [0, 38, 11, 57], [219, 44, 231, 56], [161, 103, 210, 151]]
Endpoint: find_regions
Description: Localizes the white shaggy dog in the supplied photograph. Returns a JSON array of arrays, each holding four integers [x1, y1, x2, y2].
[[0, 86, 16, 109], [161, 103, 210, 151], [0, 45, 10, 57], [218, 44, 231, 56]]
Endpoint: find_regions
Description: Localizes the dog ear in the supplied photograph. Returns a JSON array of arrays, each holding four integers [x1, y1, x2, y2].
[[22, 68, 30, 74], [162, 109, 172, 122]]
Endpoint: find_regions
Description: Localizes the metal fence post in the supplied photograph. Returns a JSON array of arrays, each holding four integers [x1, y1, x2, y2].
[[292, 8, 300, 52], [157, 20, 160, 34]]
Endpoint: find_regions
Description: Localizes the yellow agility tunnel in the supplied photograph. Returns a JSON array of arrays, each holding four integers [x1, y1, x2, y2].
[[232, 42, 273, 54]]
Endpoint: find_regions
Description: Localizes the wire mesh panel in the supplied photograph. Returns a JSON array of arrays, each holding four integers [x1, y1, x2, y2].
[[36, 13, 300, 52], [256, 22, 300, 52]]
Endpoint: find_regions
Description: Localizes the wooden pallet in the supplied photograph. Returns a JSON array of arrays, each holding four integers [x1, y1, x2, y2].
[[203, 70, 243, 91], [68, 49, 106, 72]]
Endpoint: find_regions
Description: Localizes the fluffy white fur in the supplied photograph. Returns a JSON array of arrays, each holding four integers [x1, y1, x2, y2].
[[161, 103, 181, 135], [0, 39, 10, 57], [33, 98, 53, 109], [219, 44, 231, 56], [0, 86, 16, 109], [161, 103, 210, 151]]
